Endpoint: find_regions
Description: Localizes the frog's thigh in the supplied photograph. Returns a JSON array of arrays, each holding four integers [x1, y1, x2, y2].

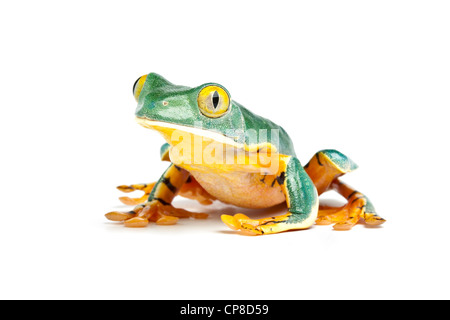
[[304, 149, 358, 195], [221, 156, 319, 235]]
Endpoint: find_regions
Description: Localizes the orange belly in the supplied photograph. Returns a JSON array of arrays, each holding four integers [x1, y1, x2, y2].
[[189, 170, 286, 209]]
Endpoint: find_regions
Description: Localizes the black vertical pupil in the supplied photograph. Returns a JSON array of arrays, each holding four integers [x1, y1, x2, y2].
[[212, 91, 220, 109]]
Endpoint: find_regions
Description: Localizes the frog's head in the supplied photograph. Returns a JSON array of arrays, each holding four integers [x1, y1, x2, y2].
[[132, 73, 285, 173], [133, 72, 246, 147]]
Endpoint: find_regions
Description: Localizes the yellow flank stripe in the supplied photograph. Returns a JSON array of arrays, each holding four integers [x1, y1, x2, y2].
[[278, 155, 290, 207]]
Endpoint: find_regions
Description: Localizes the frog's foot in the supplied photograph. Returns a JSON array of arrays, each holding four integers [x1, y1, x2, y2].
[[221, 212, 315, 236], [117, 183, 156, 205], [316, 192, 386, 230], [179, 177, 216, 205], [105, 200, 208, 228]]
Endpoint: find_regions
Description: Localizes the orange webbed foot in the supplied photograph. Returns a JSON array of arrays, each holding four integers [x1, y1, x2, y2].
[[316, 193, 386, 230], [106, 200, 208, 228]]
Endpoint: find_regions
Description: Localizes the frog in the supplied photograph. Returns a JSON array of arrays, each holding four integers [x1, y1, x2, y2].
[[105, 73, 386, 235]]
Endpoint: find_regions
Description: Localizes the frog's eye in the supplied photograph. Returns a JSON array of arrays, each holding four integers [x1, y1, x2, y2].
[[197, 85, 230, 118], [133, 75, 148, 102]]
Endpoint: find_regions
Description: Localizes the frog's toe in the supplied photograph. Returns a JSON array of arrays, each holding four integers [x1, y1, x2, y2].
[[364, 214, 386, 226], [154, 215, 180, 225], [116, 185, 135, 193], [105, 204, 144, 223], [124, 217, 149, 228], [105, 211, 136, 221], [221, 214, 240, 230], [221, 215, 263, 235], [158, 205, 209, 220], [221, 213, 295, 235], [332, 216, 361, 230], [117, 183, 156, 205], [118, 195, 150, 206]]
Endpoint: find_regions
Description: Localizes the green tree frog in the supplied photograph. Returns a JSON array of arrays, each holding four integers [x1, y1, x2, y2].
[[105, 73, 385, 235]]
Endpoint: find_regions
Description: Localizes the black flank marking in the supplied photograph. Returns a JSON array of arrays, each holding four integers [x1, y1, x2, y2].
[[129, 210, 136, 214], [174, 165, 181, 171], [271, 172, 286, 187], [304, 162, 310, 169], [271, 178, 277, 187], [162, 177, 177, 193], [153, 197, 170, 206], [276, 172, 286, 185], [186, 176, 192, 183], [347, 191, 358, 200], [260, 175, 266, 183], [316, 153, 324, 166]]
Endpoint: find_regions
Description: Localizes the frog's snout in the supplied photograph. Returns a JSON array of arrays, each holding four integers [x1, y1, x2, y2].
[[132, 74, 148, 102]]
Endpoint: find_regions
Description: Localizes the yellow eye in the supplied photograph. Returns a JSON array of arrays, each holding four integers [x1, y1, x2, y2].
[[133, 75, 147, 102], [197, 85, 230, 118]]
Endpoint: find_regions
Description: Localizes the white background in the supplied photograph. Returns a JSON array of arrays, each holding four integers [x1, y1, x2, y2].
[[1, 1, 449, 300]]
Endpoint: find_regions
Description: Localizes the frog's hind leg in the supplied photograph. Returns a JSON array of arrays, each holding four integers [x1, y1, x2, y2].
[[178, 177, 216, 205], [304, 149, 386, 230]]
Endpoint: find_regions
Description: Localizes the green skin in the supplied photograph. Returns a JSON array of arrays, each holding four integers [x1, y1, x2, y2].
[[135, 73, 362, 227]]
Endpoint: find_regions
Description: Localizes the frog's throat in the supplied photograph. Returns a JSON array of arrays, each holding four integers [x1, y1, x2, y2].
[[135, 117, 278, 154]]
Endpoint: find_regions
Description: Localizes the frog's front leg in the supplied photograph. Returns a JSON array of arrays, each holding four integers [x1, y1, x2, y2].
[[115, 143, 215, 206], [105, 164, 208, 227], [221, 156, 319, 235]]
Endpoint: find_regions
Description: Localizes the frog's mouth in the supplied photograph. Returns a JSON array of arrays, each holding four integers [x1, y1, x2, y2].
[[135, 117, 244, 149], [136, 117, 279, 174]]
